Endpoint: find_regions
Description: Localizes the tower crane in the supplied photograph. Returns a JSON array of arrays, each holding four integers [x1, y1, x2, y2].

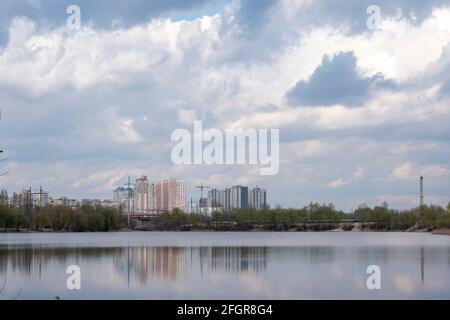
[[195, 183, 211, 200]]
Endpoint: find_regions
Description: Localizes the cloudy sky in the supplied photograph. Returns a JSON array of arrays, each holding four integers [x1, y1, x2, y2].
[[0, 0, 450, 211]]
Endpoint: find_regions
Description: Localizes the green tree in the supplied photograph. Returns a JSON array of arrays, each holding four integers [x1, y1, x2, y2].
[[391, 211, 416, 230], [72, 210, 89, 231], [437, 213, 450, 229], [33, 211, 50, 230], [97, 207, 119, 231], [0, 206, 25, 230]]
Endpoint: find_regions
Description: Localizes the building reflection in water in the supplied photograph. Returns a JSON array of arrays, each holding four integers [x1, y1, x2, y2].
[[0, 245, 268, 285], [198, 247, 267, 274], [1, 245, 445, 290], [114, 247, 187, 283], [0, 246, 121, 279], [114, 246, 267, 284]]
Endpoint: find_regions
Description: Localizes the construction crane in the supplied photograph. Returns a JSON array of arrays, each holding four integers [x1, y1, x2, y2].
[[195, 183, 211, 200], [195, 183, 211, 213], [122, 176, 135, 226]]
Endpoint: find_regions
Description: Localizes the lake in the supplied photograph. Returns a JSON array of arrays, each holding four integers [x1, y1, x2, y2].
[[0, 232, 449, 299]]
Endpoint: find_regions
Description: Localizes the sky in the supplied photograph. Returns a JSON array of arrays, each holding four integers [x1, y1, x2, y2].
[[0, 0, 450, 211]]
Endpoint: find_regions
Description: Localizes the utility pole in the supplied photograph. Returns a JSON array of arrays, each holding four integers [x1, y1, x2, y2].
[[419, 176, 424, 217], [25, 187, 32, 227], [39, 186, 43, 208]]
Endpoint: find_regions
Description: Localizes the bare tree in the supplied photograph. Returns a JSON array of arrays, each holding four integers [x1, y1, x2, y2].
[[0, 273, 23, 300], [0, 112, 22, 300], [0, 151, 10, 176], [0, 110, 10, 176]]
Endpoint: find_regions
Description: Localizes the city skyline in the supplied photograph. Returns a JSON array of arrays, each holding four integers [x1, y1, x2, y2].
[[0, 174, 440, 213], [0, 177, 270, 213]]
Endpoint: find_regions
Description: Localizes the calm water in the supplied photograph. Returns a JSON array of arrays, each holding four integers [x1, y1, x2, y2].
[[0, 232, 449, 300]]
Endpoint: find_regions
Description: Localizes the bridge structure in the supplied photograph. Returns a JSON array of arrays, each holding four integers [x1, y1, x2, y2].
[[122, 210, 168, 222], [125, 212, 384, 225]]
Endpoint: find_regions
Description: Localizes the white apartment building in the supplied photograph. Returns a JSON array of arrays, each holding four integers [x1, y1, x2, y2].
[[134, 175, 150, 214], [249, 187, 267, 210]]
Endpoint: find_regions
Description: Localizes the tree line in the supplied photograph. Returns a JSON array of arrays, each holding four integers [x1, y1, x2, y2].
[[143, 202, 450, 231], [0, 205, 122, 231], [1, 202, 450, 232]]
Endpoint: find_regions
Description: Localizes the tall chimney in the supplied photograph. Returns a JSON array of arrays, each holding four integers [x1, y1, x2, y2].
[[419, 176, 424, 216]]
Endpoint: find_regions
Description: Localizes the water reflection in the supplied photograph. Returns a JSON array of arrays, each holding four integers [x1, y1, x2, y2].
[[0, 245, 446, 285], [0, 246, 121, 277], [0, 246, 270, 283], [0, 233, 450, 299], [200, 247, 267, 274], [421, 247, 424, 285], [113, 247, 187, 283]]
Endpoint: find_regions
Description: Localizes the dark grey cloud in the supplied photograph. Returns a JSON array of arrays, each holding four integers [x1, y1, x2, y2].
[[287, 52, 395, 107]]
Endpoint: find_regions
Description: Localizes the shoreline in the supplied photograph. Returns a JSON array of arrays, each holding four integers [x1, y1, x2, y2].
[[1, 228, 448, 235], [431, 228, 450, 236]]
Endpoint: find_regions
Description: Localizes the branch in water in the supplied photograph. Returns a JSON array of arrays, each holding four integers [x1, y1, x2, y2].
[[0, 168, 10, 176], [11, 288, 23, 300], [0, 275, 6, 294]]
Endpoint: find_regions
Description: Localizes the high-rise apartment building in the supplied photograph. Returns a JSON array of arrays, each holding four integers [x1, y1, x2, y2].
[[162, 180, 169, 211], [174, 179, 186, 212], [154, 179, 186, 212], [10, 188, 50, 208], [221, 188, 231, 214], [134, 175, 150, 214], [155, 181, 162, 211], [207, 188, 222, 207], [113, 186, 133, 213], [31, 188, 49, 207], [113, 177, 186, 214], [249, 187, 267, 210], [231, 185, 248, 210], [148, 183, 155, 212], [0, 189, 8, 206], [11, 192, 24, 208]]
